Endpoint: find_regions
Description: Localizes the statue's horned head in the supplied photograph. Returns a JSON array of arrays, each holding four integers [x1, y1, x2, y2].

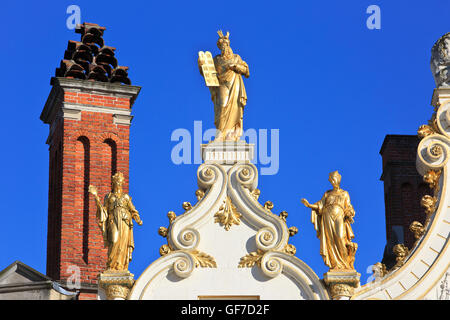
[[329, 170, 342, 187], [112, 172, 125, 186], [217, 30, 230, 49]]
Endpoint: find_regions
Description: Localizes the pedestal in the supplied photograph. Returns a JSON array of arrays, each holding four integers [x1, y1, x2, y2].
[[201, 140, 254, 165], [98, 270, 135, 300], [323, 271, 360, 300]]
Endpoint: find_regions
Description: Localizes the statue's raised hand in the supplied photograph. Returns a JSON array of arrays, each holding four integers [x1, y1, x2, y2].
[[88, 185, 98, 197], [301, 198, 310, 207]]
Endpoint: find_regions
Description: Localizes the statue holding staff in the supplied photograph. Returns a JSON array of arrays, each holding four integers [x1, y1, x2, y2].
[[89, 172, 143, 271]]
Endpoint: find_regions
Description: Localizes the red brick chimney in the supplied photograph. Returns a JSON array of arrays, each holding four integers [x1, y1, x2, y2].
[[40, 23, 141, 299], [379, 135, 431, 269]]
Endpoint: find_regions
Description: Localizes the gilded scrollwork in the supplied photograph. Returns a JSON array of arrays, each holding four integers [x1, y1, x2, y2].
[[214, 196, 242, 230], [238, 189, 299, 270]]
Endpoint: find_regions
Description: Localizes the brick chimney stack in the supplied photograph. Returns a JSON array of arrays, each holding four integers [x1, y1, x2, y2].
[[40, 23, 141, 299], [379, 135, 431, 269]]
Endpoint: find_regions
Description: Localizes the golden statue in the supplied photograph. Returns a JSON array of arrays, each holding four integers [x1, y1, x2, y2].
[[198, 30, 249, 141], [89, 172, 143, 271], [301, 171, 358, 271]]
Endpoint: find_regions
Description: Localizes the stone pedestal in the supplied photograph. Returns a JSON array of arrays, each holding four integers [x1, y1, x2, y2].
[[201, 140, 254, 166], [323, 271, 360, 300], [98, 270, 135, 300]]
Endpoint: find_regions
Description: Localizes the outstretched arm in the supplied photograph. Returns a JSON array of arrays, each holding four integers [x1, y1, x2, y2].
[[301, 198, 320, 211], [88, 185, 108, 244]]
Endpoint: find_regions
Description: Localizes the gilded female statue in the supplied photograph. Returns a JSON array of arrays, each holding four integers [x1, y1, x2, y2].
[[89, 172, 143, 271], [301, 171, 357, 271], [198, 31, 249, 141]]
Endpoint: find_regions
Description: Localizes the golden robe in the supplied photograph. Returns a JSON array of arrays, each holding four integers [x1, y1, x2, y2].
[[97, 192, 138, 271], [211, 54, 248, 141], [311, 189, 357, 270]]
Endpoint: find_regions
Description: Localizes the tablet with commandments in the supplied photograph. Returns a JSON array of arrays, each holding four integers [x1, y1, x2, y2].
[[199, 51, 219, 87]]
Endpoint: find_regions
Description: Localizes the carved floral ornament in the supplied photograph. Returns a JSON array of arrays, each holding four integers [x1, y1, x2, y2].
[[214, 196, 242, 230]]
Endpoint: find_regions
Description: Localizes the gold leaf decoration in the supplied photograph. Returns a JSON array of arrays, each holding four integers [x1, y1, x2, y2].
[[191, 250, 217, 268], [392, 244, 409, 269], [288, 226, 298, 237], [182, 202, 192, 211], [251, 189, 261, 200], [195, 189, 205, 201], [417, 124, 435, 139], [409, 221, 425, 241], [159, 244, 172, 256], [158, 227, 168, 237], [214, 196, 242, 231], [423, 169, 441, 196], [283, 244, 296, 256], [167, 211, 176, 224], [279, 211, 288, 221], [421, 195, 437, 225], [264, 201, 274, 211], [238, 249, 265, 268]]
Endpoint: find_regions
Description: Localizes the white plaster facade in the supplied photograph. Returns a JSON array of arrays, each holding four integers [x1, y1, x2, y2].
[[129, 143, 329, 300]]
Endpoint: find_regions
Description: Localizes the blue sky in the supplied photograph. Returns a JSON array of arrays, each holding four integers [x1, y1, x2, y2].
[[1, 0, 449, 285]]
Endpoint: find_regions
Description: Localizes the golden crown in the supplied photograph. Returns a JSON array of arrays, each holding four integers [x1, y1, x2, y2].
[[112, 172, 125, 184]]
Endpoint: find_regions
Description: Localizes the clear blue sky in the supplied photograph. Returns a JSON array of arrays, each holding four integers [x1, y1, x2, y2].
[[1, 0, 448, 285]]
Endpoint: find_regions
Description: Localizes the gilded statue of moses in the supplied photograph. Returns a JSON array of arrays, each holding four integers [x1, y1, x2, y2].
[[198, 30, 250, 141]]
